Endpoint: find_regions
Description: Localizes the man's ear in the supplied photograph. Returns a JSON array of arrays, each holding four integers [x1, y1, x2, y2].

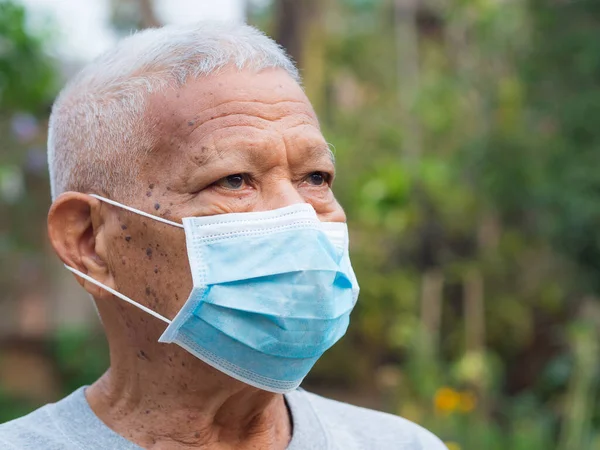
[[48, 192, 113, 299]]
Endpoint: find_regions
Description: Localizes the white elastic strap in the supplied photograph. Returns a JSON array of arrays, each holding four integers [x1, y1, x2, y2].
[[89, 194, 184, 229], [64, 265, 171, 324]]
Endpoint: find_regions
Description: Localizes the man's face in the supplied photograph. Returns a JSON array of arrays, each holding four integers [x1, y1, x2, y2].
[[100, 68, 345, 322]]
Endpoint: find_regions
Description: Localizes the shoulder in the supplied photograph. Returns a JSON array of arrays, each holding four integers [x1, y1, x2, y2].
[[301, 390, 446, 450], [0, 404, 67, 450], [0, 387, 93, 450]]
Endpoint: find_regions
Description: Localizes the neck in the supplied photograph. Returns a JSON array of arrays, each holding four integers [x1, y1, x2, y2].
[[86, 309, 292, 449]]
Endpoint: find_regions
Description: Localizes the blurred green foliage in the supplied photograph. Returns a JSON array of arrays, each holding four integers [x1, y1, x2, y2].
[[0, 1, 55, 112], [0, 0, 55, 285], [2, 0, 600, 449]]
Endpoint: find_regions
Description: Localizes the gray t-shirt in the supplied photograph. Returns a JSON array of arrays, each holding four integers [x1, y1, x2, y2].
[[0, 387, 446, 449]]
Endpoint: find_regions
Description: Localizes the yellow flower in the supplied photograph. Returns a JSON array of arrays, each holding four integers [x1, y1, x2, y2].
[[445, 442, 462, 450], [458, 390, 477, 413], [434, 387, 461, 414]]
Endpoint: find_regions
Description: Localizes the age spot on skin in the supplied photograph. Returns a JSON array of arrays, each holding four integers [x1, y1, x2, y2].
[[146, 191, 152, 197], [149, 183, 155, 189], [145, 287, 151, 296], [121, 224, 127, 230], [146, 247, 153, 258]]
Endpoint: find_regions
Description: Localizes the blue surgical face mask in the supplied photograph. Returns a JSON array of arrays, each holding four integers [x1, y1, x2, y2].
[[65, 195, 359, 393]]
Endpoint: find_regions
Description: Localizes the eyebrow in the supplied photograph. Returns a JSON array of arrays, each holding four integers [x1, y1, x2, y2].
[[298, 144, 336, 166], [326, 143, 336, 165]]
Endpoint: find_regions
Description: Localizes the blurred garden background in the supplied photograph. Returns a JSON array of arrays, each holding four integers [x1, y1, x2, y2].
[[1, 0, 600, 448]]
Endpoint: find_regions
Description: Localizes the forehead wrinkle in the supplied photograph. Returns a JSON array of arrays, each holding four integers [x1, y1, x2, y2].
[[183, 99, 317, 137], [202, 97, 309, 110], [188, 116, 316, 147]]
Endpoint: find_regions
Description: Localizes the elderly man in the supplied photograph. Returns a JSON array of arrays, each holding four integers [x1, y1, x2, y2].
[[0, 23, 445, 449]]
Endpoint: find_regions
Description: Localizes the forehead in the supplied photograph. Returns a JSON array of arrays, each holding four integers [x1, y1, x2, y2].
[[146, 68, 318, 137]]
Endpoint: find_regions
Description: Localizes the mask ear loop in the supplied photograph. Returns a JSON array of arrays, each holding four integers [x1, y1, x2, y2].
[[89, 194, 184, 229], [64, 265, 172, 324]]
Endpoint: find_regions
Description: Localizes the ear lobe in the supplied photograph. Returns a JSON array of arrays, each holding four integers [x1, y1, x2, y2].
[[48, 192, 111, 298]]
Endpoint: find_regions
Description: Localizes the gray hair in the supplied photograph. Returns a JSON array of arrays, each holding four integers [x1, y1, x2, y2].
[[47, 22, 299, 200]]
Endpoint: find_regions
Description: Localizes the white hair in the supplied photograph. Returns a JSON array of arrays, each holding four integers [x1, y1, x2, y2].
[[47, 22, 299, 200]]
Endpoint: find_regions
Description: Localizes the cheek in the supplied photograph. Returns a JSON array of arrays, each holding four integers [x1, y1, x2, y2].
[[144, 237, 193, 318], [108, 220, 193, 320], [299, 187, 344, 220], [187, 193, 257, 215], [320, 201, 346, 223]]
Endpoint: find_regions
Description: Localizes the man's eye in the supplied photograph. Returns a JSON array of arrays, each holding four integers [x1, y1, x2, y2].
[[306, 172, 329, 186], [215, 174, 246, 190]]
